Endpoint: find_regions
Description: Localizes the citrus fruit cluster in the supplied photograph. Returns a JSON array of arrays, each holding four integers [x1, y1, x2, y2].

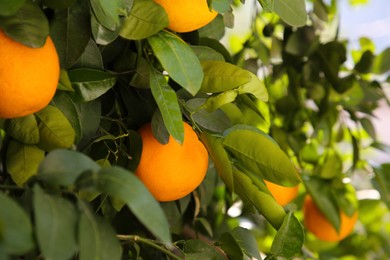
[[135, 122, 209, 202], [0, 30, 59, 118]]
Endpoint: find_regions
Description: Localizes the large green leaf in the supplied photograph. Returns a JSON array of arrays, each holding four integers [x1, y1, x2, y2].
[[237, 72, 269, 101], [233, 167, 286, 229], [78, 201, 122, 260], [200, 60, 252, 93], [33, 185, 78, 260], [6, 140, 45, 186], [223, 126, 300, 186], [35, 105, 76, 151], [270, 212, 304, 258], [76, 167, 171, 244], [91, 14, 121, 45], [68, 68, 117, 102], [220, 227, 262, 260], [38, 149, 100, 187], [274, 0, 307, 27], [372, 47, 390, 74], [72, 38, 104, 69], [120, 0, 168, 40], [148, 30, 204, 96], [200, 132, 234, 192], [4, 115, 39, 144], [0, 0, 25, 16], [373, 164, 390, 210], [0, 1, 49, 47], [0, 192, 34, 255], [149, 67, 184, 143], [50, 0, 91, 68], [90, 0, 125, 31]]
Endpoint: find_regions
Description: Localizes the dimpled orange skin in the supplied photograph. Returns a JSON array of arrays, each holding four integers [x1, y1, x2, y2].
[[135, 122, 209, 202], [264, 180, 299, 206], [303, 195, 359, 242], [0, 30, 60, 118], [153, 0, 218, 33]]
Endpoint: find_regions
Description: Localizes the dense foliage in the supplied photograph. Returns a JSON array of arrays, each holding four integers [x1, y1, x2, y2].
[[0, 0, 390, 259]]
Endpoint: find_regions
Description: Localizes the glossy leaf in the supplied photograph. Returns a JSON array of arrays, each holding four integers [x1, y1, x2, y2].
[[0, 192, 34, 255], [149, 67, 184, 143], [90, 0, 123, 31], [191, 45, 225, 61], [203, 90, 238, 112], [35, 105, 76, 151], [91, 14, 121, 45], [50, 0, 91, 68], [221, 227, 262, 260], [270, 212, 304, 258], [38, 149, 100, 187], [4, 115, 39, 144], [0, 0, 25, 16], [76, 167, 171, 243], [68, 68, 116, 102], [6, 140, 44, 186], [223, 126, 300, 186], [0, 1, 49, 47], [200, 60, 252, 93], [78, 201, 122, 260], [148, 30, 204, 96], [274, 0, 307, 27], [236, 72, 269, 101], [33, 185, 78, 260], [233, 167, 286, 229], [200, 132, 234, 191], [120, 0, 168, 40], [72, 38, 104, 69]]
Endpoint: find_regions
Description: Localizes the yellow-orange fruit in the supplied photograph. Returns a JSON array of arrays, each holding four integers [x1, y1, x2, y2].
[[265, 180, 299, 206], [0, 30, 60, 118], [154, 0, 218, 33], [136, 122, 209, 201], [303, 195, 359, 242]]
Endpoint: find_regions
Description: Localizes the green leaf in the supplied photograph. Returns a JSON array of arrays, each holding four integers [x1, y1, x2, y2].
[[50, 0, 91, 68], [6, 140, 45, 186], [38, 149, 100, 187], [203, 90, 238, 112], [149, 67, 184, 143], [0, 1, 49, 47], [182, 240, 225, 260], [72, 38, 104, 69], [91, 14, 120, 45], [270, 212, 304, 258], [236, 72, 269, 101], [120, 0, 168, 40], [200, 60, 252, 93], [221, 227, 262, 260], [274, 0, 307, 27], [360, 117, 376, 140], [68, 68, 117, 102], [78, 200, 122, 260], [57, 69, 75, 91], [76, 167, 171, 243], [200, 132, 234, 192], [373, 164, 390, 210], [4, 115, 39, 144], [191, 45, 225, 61], [36, 105, 76, 151], [372, 47, 390, 74], [0, 192, 34, 255], [0, 0, 25, 16], [90, 0, 123, 31], [223, 126, 300, 186], [148, 30, 204, 96], [33, 185, 78, 260], [210, 0, 230, 13], [185, 98, 231, 133], [233, 167, 286, 229], [219, 232, 243, 259]]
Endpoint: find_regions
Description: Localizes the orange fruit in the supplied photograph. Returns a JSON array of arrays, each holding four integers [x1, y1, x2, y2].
[[303, 195, 358, 242], [0, 30, 60, 118], [135, 122, 209, 201], [154, 0, 218, 33], [264, 180, 299, 206]]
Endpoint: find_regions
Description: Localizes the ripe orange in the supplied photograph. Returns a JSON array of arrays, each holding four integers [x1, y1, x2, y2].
[[135, 122, 209, 201], [0, 30, 60, 118], [153, 0, 218, 33], [264, 180, 299, 206], [303, 195, 358, 242]]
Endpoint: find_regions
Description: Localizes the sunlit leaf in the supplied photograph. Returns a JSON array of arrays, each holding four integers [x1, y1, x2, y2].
[[90, 0, 123, 31], [274, 0, 307, 27], [35, 105, 76, 151], [0, 192, 34, 255], [6, 140, 44, 186], [33, 185, 78, 260], [120, 0, 168, 40], [148, 30, 204, 96]]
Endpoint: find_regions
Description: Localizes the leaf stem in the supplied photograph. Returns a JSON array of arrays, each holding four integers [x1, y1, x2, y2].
[[117, 234, 183, 260]]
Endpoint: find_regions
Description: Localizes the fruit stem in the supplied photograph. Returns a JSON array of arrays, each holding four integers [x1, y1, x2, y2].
[[117, 234, 183, 259]]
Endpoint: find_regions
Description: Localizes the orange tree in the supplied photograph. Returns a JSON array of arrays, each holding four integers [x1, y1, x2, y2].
[[0, 0, 390, 259]]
